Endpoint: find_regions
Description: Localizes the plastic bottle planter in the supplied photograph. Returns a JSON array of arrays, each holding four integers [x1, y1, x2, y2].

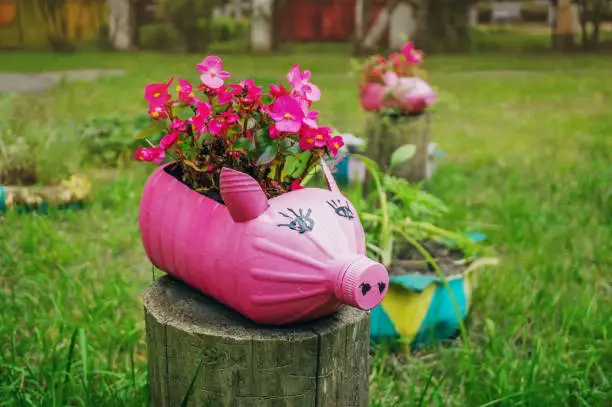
[[369, 273, 472, 350], [138, 161, 389, 325]]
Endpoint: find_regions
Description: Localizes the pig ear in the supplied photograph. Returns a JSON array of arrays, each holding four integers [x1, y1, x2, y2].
[[319, 159, 340, 193], [220, 167, 269, 222]]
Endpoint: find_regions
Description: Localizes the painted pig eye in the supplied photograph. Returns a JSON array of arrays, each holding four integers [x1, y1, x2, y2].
[[327, 199, 354, 220]]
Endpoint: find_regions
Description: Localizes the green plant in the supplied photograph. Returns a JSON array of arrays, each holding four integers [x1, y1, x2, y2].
[[210, 16, 250, 43], [78, 114, 151, 167], [353, 145, 484, 267]]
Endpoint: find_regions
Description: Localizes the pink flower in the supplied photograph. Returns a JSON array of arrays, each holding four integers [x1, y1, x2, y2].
[[299, 132, 316, 151], [326, 135, 344, 156], [239, 79, 263, 104], [134, 146, 166, 164], [269, 125, 282, 139], [186, 101, 212, 136], [217, 84, 241, 104], [401, 42, 423, 65], [298, 98, 319, 128], [170, 118, 187, 132], [209, 111, 239, 137], [160, 130, 179, 150], [303, 126, 332, 148], [144, 78, 173, 106], [196, 101, 212, 118], [287, 64, 321, 102], [383, 72, 436, 113], [148, 104, 168, 120], [290, 178, 304, 191], [270, 83, 290, 98], [176, 78, 197, 104], [197, 56, 230, 89], [270, 96, 304, 133]]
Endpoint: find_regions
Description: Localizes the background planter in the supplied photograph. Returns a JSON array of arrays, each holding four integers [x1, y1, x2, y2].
[[369, 271, 472, 350], [365, 111, 432, 183], [0, 175, 91, 213]]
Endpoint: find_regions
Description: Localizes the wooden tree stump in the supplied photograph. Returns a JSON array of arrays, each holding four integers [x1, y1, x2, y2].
[[144, 276, 370, 407], [365, 112, 431, 183]]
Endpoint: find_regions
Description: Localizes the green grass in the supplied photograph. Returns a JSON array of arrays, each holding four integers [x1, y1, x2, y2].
[[1, 48, 612, 406]]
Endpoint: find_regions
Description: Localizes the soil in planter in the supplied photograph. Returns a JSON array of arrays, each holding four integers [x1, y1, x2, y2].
[[389, 240, 466, 278]]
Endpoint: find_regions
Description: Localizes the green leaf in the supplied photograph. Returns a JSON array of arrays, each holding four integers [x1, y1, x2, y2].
[[134, 120, 167, 140], [390, 144, 416, 169], [284, 151, 311, 178], [256, 144, 277, 166], [234, 137, 256, 153], [353, 154, 380, 174]]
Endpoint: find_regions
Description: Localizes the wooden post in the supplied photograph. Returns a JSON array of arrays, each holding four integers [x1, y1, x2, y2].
[[555, 0, 575, 51], [365, 112, 431, 183], [144, 276, 370, 407]]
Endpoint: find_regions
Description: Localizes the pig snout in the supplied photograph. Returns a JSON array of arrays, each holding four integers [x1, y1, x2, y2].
[[335, 256, 388, 310]]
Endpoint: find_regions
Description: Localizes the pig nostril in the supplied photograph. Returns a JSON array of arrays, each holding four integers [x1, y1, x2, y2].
[[377, 282, 386, 294], [360, 282, 372, 296]]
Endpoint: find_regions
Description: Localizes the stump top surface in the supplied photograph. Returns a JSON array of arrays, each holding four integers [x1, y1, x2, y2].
[[144, 275, 368, 340]]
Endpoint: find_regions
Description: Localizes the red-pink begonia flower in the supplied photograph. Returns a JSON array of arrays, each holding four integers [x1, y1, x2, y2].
[[134, 146, 165, 164], [383, 71, 436, 113], [176, 78, 197, 104], [217, 84, 242, 104], [270, 83, 290, 98], [170, 118, 187, 132], [298, 98, 319, 128], [299, 132, 316, 151], [160, 130, 179, 150], [239, 79, 263, 104], [326, 135, 344, 156], [287, 64, 321, 102], [145, 78, 173, 106], [209, 111, 239, 137], [197, 56, 230, 89], [303, 126, 332, 148], [270, 96, 304, 133], [269, 125, 282, 139], [401, 42, 423, 65], [148, 104, 168, 120], [290, 178, 304, 191]]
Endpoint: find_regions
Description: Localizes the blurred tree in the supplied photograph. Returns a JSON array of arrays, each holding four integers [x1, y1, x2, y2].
[[35, 0, 75, 51], [153, 0, 222, 53], [572, 0, 612, 49], [412, 0, 475, 53], [108, 0, 134, 50]]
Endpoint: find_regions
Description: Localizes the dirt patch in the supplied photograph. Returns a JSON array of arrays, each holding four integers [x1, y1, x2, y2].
[[390, 240, 467, 277]]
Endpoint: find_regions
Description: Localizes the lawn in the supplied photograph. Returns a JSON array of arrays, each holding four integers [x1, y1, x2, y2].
[[1, 48, 611, 406]]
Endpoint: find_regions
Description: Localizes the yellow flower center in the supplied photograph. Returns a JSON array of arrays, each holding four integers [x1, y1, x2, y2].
[[151, 111, 160, 118], [284, 113, 292, 119], [316, 134, 323, 140], [176, 86, 182, 92], [307, 138, 314, 144], [189, 92, 194, 98], [333, 142, 339, 149], [153, 92, 160, 98]]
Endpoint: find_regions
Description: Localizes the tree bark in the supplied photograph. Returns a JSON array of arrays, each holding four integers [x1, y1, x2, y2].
[[412, 0, 473, 53], [144, 276, 370, 407], [108, 0, 134, 51]]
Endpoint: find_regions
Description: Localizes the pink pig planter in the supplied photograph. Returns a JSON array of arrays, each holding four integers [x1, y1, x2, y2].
[[138, 161, 389, 325]]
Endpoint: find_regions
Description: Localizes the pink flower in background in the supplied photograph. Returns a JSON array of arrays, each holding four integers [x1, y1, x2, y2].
[[401, 42, 423, 65], [160, 130, 179, 150], [209, 111, 239, 137], [287, 64, 321, 102], [326, 135, 344, 156], [134, 146, 166, 164], [197, 56, 230, 89], [176, 78, 197, 104], [240, 79, 263, 104], [270, 96, 304, 133], [145, 78, 173, 106], [383, 71, 436, 113], [217, 84, 242, 104]]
